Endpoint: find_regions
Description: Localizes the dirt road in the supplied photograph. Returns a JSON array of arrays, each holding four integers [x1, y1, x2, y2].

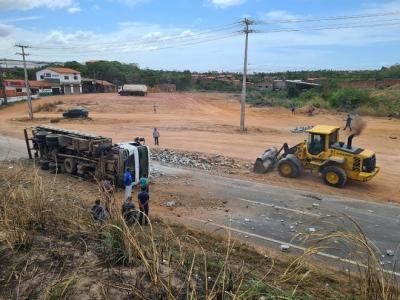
[[3, 135, 400, 274], [0, 92, 399, 202]]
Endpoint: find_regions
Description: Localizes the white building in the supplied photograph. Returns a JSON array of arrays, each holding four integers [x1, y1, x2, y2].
[[36, 67, 82, 94]]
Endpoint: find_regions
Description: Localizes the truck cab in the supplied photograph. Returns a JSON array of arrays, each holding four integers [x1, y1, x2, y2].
[[118, 141, 150, 186]]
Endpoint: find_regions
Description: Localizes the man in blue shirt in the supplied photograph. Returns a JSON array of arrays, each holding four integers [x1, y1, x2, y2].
[[124, 168, 133, 201], [138, 187, 150, 225]]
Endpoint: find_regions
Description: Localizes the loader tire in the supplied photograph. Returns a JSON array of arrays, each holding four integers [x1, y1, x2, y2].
[[277, 159, 299, 178], [64, 158, 77, 174], [286, 154, 304, 175], [322, 166, 347, 188]]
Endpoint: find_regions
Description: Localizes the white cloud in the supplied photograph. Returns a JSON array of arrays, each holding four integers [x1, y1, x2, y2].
[[207, 0, 246, 8], [0, 23, 13, 36], [115, 0, 150, 7], [0, 0, 75, 10], [67, 5, 81, 13]]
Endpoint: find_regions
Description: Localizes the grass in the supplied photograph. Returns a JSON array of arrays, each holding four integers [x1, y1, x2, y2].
[[0, 162, 397, 299]]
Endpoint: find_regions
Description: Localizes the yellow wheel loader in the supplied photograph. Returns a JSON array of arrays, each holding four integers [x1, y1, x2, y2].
[[254, 125, 379, 188]]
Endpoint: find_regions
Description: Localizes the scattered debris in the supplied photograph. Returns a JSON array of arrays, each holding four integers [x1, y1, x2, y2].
[[290, 125, 314, 133], [389, 136, 398, 140], [368, 210, 374, 213], [151, 148, 249, 171], [244, 218, 251, 223], [166, 201, 176, 208], [312, 203, 320, 209], [289, 226, 295, 232], [308, 227, 316, 233], [303, 194, 322, 201], [386, 249, 395, 256], [280, 244, 290, 252]]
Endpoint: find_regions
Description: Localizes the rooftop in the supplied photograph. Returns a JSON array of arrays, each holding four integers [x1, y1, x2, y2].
[[48, 67, 81, 74], [307, 125, 340, 134]]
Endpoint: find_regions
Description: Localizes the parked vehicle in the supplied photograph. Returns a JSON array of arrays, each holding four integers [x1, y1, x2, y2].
[[63, 108, 89, 118], [24, 125, 150, 187], [118, 84, 148, 96]]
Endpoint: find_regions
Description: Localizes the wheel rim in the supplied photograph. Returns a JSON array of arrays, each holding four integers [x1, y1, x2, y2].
[[326, 171, 339, 185], [280, 163, 292, 175]]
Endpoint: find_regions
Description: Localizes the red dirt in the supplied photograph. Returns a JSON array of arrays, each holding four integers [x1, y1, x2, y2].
[[1, 92, 399, 202]]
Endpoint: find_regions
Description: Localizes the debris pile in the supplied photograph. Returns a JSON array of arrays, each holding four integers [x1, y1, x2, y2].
[[290, 125, 314, 133], [151, 148, 248, 171]]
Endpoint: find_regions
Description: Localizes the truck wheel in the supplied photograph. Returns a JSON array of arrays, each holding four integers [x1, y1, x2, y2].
[[46, 134, 59, 147], [278, 159, 299, 178], [40, 160, 50, 170], [322, 166, 347, 188], [64, 158, 77, 174], [35, 131, 48, 144]]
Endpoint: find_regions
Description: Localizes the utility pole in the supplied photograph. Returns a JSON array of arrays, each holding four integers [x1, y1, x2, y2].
[[240, 18, 254, 132], [16, 44, 33, 119]]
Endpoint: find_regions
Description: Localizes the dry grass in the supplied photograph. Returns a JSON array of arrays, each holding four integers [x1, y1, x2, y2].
[[33, 100, 64, 113], [0, 162, 394, 299]]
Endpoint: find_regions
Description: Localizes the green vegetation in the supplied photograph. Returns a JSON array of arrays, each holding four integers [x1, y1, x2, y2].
[[247, 79, 400, 117]]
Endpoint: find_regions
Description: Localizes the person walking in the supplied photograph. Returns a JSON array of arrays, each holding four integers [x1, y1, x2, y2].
[[291, 103, 296, 115], [124, 168, 133, 201], [122, 196, 137, 225], [138, 187, 150, 225], [90, 199, 106, 222], [343, 114, 353, 131], [153, 128, 160, 146]]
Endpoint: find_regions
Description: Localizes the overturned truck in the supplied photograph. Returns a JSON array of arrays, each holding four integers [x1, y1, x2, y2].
[[24, 125, 150, 186]]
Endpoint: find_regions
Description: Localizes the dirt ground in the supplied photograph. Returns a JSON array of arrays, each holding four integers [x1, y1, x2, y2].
[[0, 92, 399, 202]]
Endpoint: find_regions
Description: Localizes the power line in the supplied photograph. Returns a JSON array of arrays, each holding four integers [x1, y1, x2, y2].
[[29, 22, 241, 50], [255, 10, 400, 25]]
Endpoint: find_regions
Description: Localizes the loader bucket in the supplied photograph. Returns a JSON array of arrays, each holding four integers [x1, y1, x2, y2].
[[253, 147, 278, 173]]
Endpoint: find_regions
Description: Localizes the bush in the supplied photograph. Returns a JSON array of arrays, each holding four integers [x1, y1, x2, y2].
[[329, 88, 371, 109]]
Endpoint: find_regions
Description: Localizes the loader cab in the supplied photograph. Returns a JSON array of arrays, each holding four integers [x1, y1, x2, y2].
[[306, 125, 340, 156]]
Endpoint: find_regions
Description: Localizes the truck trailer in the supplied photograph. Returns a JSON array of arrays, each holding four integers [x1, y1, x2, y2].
[[118, 84, 148, 96], [24, 125, 150, 186]]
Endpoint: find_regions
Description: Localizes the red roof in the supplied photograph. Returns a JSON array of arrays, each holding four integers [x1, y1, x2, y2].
[[29, 80, 59, 88], [48, 67, 80, 74]]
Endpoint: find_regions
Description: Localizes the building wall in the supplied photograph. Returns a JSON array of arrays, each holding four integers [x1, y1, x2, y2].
[[36, 69, 81, 84]]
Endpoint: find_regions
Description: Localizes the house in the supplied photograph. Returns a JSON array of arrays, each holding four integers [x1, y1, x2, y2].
[[36, 67, 82, 94], [0, 79, 57, 104], [81, 78, 117, 93], [154, 84, 177, 92]]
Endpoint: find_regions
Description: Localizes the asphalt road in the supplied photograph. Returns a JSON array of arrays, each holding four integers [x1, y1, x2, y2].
[[2, 135, 400, 274]]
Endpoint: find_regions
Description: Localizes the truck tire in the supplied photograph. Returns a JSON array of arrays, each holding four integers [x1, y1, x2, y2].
[[49, 162, 59, 174], [40, 160, 50, 170], [286, 154, 304, 175], [322, 165, 347, 188], [46, 134, 59, 147], [35, 131, 48, 144], [277, 159, 299, 178], [64, 158, 77, 174]]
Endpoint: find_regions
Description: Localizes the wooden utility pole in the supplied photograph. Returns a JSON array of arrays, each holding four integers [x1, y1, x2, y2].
[[240, 18, 254, 132], [15, 44, 33, 119]]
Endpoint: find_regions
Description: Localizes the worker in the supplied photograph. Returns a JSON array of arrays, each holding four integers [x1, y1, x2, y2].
[[122, 196, 137, 225], [139, 174, 149, 192], [343, 114, 353, 131], [138, 186, 150, 226], [124, 168, 133, 201], [291, 103, 296, 115], [153, 128, 160, 146], [90, 199, 106, 222]]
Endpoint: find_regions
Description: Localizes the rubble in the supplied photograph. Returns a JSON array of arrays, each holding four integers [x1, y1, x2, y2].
[[386, 249, 395, 256], [166, 201, 176, 208], [280, 244, 290, 252], [290, 125, 314, 133], [151, 148, 249, 171]]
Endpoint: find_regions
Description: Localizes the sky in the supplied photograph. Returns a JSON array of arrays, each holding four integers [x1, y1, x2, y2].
[[0, 0, 400, 72]]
